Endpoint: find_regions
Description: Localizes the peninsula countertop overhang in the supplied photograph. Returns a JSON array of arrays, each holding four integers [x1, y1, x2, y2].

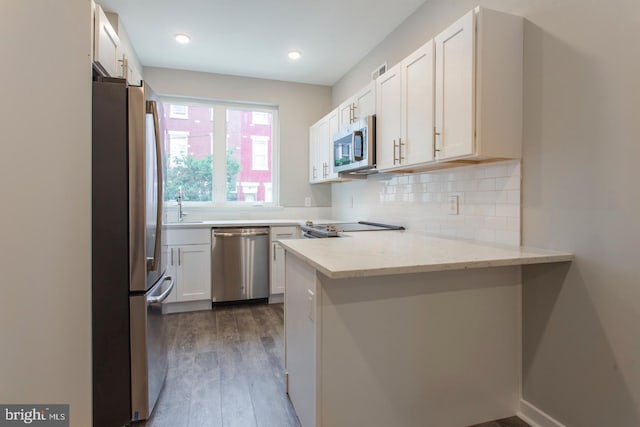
[[278, 231, 573, 279]]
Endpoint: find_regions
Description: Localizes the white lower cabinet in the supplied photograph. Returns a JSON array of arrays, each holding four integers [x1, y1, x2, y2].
[[270, 226, 300, 295], [163, 228, 211, 313]]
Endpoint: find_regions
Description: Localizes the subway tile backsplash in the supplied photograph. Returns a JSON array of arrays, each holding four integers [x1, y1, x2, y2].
[[331, 160, 522, 246]]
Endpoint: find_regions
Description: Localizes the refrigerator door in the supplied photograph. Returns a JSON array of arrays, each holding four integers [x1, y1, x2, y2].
[[130, 275, 174, 421], [129, 85, 165, 292]]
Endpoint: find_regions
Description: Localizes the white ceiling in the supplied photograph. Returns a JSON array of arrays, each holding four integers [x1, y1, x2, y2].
[[98, 0, 428, 86]]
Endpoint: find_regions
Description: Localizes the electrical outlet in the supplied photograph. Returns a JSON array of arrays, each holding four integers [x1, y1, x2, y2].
[[448, 195, 459, 215], [304, 197, 311, 207]]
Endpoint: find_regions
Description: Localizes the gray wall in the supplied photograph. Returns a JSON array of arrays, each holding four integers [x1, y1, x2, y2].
[[144, 67, 333, 207], [0, 0, 93, 425], [332, 0, 640, 425]]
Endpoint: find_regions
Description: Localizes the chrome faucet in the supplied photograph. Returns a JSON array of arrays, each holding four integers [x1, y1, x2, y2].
[[176, 187, 187, 222]]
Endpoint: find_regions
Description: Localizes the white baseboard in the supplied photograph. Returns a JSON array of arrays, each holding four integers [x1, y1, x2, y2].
[[269, 293, 284, 304], [518, 400, 566, 427], [162, 299, 211, 314]]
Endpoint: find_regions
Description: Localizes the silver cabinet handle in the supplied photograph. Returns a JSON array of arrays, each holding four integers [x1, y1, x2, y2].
[[170, 248, 174, 266], [273, 243, 277, 261], [147, 276, 174, 304], [393, 139, 398, 165], [178, 248, 181, 266]]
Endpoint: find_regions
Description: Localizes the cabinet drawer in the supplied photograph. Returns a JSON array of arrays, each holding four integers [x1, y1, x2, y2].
[[270, 226, 299, 240], [165, 227, 211, 245]]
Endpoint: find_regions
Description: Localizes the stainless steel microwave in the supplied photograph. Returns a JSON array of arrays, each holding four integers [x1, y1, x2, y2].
[[333, 115, 376, 174]]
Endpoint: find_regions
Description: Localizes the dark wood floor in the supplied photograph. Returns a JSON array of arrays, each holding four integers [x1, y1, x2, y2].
[[140, 303, 530, 427], [141, 303, 299, 427], [470, 416, 531, 427]]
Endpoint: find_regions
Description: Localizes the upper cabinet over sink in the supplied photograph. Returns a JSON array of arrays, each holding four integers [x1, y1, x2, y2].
[[375, 6, 523, 173]]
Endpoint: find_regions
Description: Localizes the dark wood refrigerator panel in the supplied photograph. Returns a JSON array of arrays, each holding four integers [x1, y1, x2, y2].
[[92, 79, 131, 427]]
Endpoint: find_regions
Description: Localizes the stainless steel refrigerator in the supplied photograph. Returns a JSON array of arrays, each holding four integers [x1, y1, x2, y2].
[[92, 76, 173, 426]]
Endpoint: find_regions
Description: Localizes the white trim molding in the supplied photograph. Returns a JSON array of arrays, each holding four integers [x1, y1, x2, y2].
[[518, 400, 566, 427]]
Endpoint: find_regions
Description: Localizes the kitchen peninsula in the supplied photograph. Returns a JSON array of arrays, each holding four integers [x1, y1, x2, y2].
[[280, 232, 572, 427]]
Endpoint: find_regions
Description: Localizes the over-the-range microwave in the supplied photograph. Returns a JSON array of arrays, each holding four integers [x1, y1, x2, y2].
[[333, 115, 376, 175]]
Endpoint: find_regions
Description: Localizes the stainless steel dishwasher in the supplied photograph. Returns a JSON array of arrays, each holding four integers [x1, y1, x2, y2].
[[211, 227, 270, 303]]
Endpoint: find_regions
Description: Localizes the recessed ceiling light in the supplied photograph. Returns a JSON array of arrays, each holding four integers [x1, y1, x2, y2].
[[288, 50, 301, 60], [175, 33, 191, 44]]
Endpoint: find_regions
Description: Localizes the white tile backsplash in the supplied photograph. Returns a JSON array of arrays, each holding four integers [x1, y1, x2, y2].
[[332, 160, 522, 246]]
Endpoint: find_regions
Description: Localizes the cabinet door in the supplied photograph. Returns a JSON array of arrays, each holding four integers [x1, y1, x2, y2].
[[177, 244, 211, 301], [309, 124, 320, 183], [354, 82, 376, 120], [326, 110, 340, 180], [339, 100, 354, 129], [402, 40, 435, 164], [376, 64, 402, 170], [93, 5, 120, 77], [435, 10, 475, 160], [270, 242, 286, 294], [317, 118, 331, 181]]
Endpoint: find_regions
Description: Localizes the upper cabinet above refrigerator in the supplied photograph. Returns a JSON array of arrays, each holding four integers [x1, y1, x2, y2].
[[92, 1, 143, 85]]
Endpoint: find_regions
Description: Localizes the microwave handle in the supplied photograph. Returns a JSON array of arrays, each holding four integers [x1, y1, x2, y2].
[[352, 130, 364, 161]]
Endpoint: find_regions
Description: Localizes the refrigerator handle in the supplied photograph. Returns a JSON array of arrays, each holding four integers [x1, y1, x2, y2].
[[146, 100, 163, 272], [147, 276, 174, 305]]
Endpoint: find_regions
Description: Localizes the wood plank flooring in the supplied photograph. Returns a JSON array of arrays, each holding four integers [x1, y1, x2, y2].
[[139, 303, 530, 427], [141, 303, 300, 427]]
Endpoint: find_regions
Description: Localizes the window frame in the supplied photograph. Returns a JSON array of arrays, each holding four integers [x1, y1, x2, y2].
[[161, 97, 280, 208]]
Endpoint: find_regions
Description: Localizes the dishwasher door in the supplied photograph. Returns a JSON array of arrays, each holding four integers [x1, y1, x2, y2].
[[211, 227, 270, 302]]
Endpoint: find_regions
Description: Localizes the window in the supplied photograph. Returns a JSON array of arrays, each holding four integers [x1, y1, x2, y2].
[[163, 101, 278, 206], [169, 104, 188, 119], [167, 131, 189, 167], [251, 136, 269, 171], [251, 111, 270, 125]]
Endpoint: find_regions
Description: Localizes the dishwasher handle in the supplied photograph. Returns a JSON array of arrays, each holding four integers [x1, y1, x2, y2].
[[213, 228, 270, 237]]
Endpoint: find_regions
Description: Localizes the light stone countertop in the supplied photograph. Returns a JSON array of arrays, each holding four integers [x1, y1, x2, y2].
[[279, 231, 573, 279], [164, 219, 333, 229]]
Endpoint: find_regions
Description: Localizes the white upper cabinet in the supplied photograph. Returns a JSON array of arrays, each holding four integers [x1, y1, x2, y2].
[[434, 7, 523, 162], [92, 2, 143, 85], [93, 4, 120, 77], [309, 108, 341, 184], [338, 82, 376, 129], [376, 63, 402, 170], [401, 40, 435, 165], [376, 41, 435, 172], [434, 10, 475, 160]]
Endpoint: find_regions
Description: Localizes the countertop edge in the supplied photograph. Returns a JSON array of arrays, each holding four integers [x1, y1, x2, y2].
[[164, 219, 306, 229], [280, 237, 574, 280], [321, 254, 574, 279]]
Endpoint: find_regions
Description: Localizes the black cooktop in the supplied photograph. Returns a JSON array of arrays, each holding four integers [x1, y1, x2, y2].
[[301, 221, 405, 238]]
